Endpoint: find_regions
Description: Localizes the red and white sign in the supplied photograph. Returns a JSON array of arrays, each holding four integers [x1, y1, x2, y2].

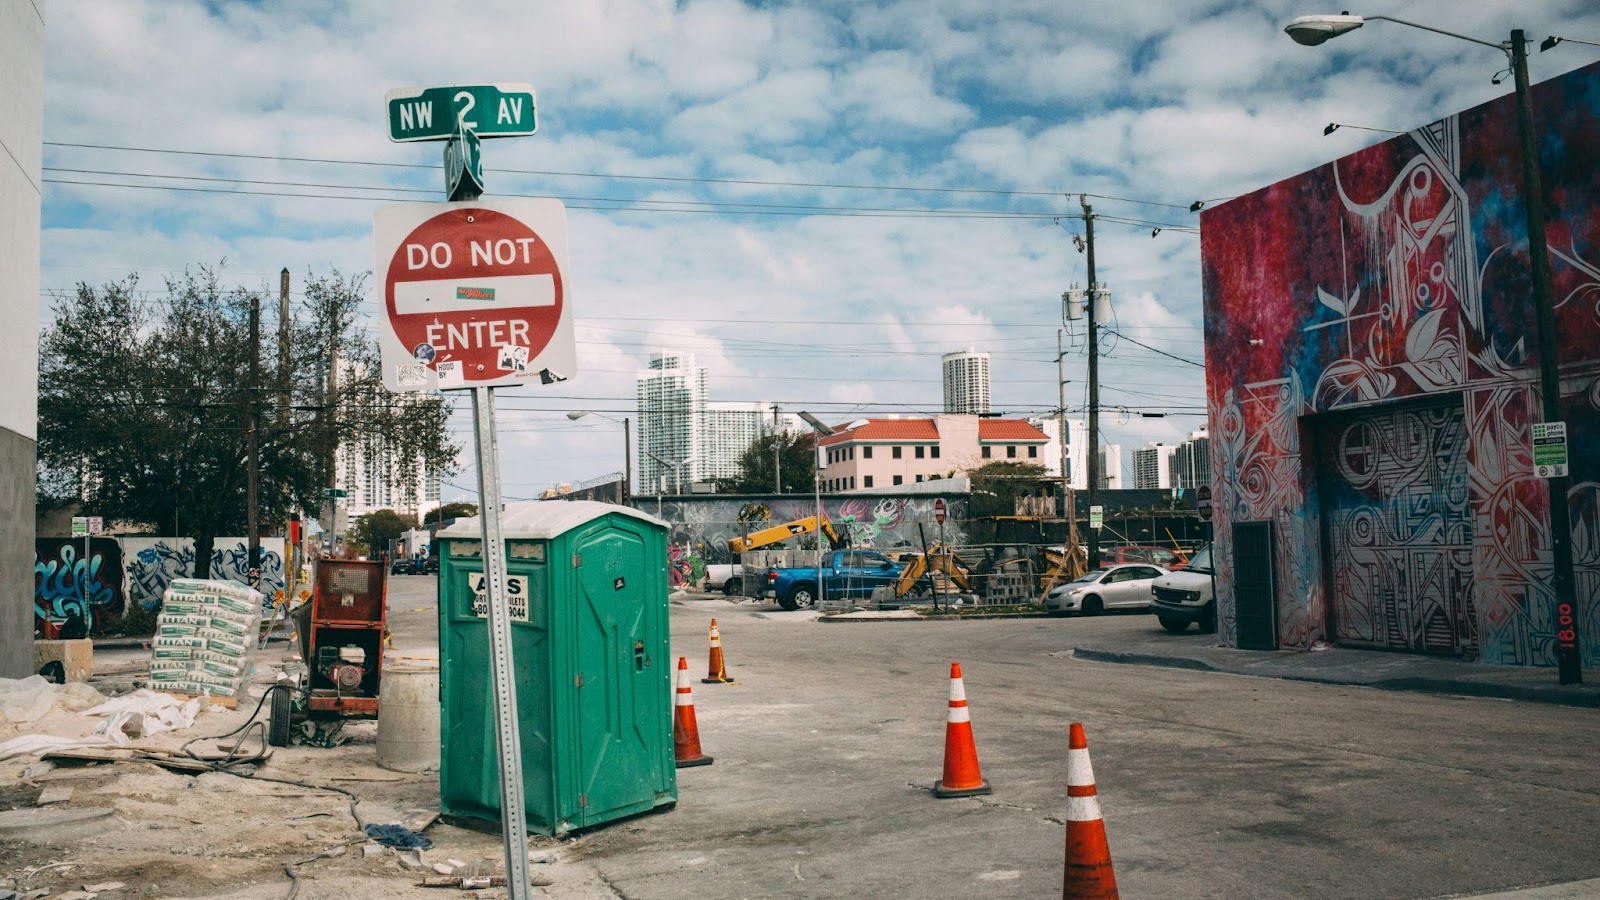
[[375, 198, 576, 391], [933, 498, 947, 525]]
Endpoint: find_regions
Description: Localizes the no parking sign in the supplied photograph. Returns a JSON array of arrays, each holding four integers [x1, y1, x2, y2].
[[375, 198, 576, 391]]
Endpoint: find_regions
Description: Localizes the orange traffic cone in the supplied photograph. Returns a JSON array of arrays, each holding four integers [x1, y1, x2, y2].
[[933, 661, 991, 798], [702, 618, 732, 684], [1062, 722, 1118, 899], [673, 657, 713, 768]]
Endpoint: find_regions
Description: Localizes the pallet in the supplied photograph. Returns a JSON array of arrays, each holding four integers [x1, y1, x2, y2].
[[164, 691, 239, 709]]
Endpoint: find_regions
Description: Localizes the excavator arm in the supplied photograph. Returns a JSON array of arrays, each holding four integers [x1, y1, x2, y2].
[[728, 514, 849, 554]]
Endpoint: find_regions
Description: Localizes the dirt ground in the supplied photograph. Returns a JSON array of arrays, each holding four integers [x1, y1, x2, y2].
[[0, 649, 615, 900]]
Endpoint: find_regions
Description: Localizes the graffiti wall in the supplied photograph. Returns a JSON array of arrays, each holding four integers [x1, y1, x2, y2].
[[34, 537, 125, 635], [1201, 60, 1600, 666], [641, 493, 971, 568], [35, 536, 286, 635]]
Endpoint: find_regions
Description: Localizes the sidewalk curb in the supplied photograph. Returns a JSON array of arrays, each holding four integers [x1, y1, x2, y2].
[[819, 611, 1050, 623], [1071, 647, 1600, 708]]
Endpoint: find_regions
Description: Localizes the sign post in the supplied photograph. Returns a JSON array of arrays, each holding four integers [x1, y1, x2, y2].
[[378, 82, 567, 900]]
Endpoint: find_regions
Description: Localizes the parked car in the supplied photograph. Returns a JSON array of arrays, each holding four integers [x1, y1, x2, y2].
[[390, 557, 419, 575], [1044, 563, 1168, 616], [1103, 545, 1190, 570], [422, 555, 440, 574], [764, 550, 905, 610], [705, 563, 746, 596], [1151, 542, 1215, 632]]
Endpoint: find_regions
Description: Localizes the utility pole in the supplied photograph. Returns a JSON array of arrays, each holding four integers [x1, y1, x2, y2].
[[326, 325, 340, 555], [622, 416, 632, 506], [772, 403, 782, 493], [1057, 330, 1078, 555], [278, 269, 293, 598], [247, 289, 261, 587], [1081, 198, 1101, 570]]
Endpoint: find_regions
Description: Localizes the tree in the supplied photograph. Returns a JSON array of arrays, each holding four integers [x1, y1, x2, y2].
[[348, 509, 419, 558], [966, 461, 1049, 518], [37, 267, 459, 577], [713, 431, 818, 494], [423, 501, 478, 526]]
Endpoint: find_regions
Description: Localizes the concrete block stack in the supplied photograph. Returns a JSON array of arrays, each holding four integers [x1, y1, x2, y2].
[[148, 579, 263, 700]]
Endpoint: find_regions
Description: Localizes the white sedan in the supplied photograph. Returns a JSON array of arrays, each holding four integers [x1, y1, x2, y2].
[[1044, 564, 1169, 616]]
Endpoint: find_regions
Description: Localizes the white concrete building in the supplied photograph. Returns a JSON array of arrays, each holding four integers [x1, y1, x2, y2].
[[2, 0, 43, 676], [702, 402, 769, 482], [1133, 443, 1175, 489], [1172, 429, 1211, 490], [1027, 418, 1121, 488], [336, 436, 443, 520], [635, 350, 773, 492], [941, 348, 991, 415]]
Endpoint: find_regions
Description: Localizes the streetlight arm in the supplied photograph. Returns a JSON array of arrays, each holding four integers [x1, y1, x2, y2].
[[1361, 15, 1509, 52]]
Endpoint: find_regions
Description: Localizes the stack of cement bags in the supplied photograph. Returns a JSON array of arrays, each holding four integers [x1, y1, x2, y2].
[[148, 579, 263, 700]]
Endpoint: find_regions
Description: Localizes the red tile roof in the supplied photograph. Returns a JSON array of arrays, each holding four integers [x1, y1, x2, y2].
[[818, 418, 940, 445], [978, 419, 1049, 442]]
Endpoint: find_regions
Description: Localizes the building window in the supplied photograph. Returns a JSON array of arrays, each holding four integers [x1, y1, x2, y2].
[[864, 476, 874, 488], [915, 474, 924, 483], [915, 446, 925, 459], [850, 476, 856, 489], [893, 475, 903, 485], [864, 446, 873, 459], [982, 446, 992, 459], [1028, 446, 1038, 458], [931, 446, 940, 459], [1007, 445, 1017, 458], [893, 446, 902, 459]]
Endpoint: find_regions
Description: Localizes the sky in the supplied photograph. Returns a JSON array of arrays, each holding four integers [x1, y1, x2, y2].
[[37, 0, 1600, 502]]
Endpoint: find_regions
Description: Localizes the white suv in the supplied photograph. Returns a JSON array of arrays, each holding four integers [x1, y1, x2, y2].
[[1150, 542, 1216, 633]]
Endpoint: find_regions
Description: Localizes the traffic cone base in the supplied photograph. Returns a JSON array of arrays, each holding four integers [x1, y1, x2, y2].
[[1062, 722, 1118, 899], [932, 661, 991, 799], [703, 618, 732, 683], [673, 657, 714, 768]]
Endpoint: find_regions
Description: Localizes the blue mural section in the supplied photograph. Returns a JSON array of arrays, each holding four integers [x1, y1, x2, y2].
[[34, 538, 124, 636]]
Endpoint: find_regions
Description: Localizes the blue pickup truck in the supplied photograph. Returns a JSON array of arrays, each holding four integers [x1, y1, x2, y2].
[[763, 550, 906, 610]]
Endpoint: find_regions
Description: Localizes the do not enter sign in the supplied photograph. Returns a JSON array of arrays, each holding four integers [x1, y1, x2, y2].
[[376, 198, 576, 391]]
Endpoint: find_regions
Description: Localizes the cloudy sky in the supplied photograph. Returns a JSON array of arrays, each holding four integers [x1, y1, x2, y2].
[[38, 0, 1600, 501]]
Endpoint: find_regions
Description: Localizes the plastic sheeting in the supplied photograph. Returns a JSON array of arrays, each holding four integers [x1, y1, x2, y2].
[[0, 684, 203, 761], [0, 676, 106, 724]]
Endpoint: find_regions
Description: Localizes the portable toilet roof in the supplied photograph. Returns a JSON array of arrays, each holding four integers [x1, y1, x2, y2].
[[437, 500, 666, 541]]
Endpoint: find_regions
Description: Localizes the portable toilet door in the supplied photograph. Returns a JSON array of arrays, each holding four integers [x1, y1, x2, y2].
[[560, 511, 674, 828]]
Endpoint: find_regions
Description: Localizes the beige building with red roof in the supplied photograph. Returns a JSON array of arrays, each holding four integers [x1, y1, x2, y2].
[[817, 415, 1049, 491]]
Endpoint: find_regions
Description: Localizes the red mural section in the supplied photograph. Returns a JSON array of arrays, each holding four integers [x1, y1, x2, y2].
[[1201, 60, 1600, 666]]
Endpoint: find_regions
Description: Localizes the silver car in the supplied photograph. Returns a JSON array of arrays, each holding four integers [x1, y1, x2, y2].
[[1044, 563, 1169, 616]]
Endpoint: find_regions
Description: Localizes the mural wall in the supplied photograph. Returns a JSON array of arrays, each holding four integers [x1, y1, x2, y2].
[[642, 493, 971, 570], [35, 536, 285, 635], [1201, 60, 1600, 666]]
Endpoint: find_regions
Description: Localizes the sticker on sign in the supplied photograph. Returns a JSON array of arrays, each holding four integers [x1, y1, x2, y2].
[[468, 572, 530, 622], [375, 198, 576, 392], [1531, 421, 1569, 478]]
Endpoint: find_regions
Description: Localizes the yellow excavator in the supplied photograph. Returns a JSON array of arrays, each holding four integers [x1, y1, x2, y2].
[[893, 542, 973, 597], [727, 514, 847, 553]]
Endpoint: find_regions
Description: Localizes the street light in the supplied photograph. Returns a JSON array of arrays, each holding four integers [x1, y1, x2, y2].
[[1287, 13, 1583, 684], [566, 411, 631, 505]]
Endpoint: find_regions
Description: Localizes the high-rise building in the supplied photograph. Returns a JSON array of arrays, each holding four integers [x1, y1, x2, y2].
[[1026, 418, 1127, 488], [1133, 443, 1175, 489], [337, 437, 443, 520], [636, 350, 708, 492], [635, 350, 773, 493], [1172, 429, 1211, 490], [1098, 444, 1124, 490], [941, 348, 991, 415]]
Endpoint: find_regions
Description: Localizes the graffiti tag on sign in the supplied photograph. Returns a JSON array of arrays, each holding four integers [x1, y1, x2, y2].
[[468, 572, 529, 622]]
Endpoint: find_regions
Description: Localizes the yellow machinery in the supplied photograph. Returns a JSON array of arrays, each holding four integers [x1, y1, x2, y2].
[[727, 515, 846, 554], [1038, 544, 1088, 595], [894, 543, 973, 597]]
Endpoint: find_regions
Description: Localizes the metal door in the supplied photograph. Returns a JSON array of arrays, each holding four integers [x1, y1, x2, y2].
[[572, 527, 661, 822], [1315, 401, 1474, 655], [1233, 521, 1278, 650]]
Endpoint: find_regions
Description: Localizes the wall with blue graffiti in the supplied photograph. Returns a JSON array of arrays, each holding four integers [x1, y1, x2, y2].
[[34, 536, 286, 636], [34, 537, 124, 636]]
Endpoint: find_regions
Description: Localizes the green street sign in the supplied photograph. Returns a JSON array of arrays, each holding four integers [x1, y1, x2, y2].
[[1532, 421, 1569, 478], [386, 83, 537, 142], [324, 488, 348, 499], [445, 125, 484, 201], [1089, 505, 1104, 530], [71, 516, 88, 537]]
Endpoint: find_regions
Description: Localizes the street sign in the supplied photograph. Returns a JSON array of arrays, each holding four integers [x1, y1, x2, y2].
[[70, 516, 88, 537], [1089, 505, 1104, 530], [87, 516, 103, 535], [1197, 485, 1213, 522], [933, 498, 947, 525], [445, 125, 484, 201], [386, 83, 537, 142], [375, 198, 576, 392], [1532, 421, 1569, 478], [323, 488, 348, 499]]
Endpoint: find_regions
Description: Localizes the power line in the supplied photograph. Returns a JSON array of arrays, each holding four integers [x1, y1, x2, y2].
[[1100, 328, 1205, 368]]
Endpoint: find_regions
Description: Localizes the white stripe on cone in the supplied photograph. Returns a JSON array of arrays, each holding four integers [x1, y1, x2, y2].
[[946, 705, 971, 723], [948, 676, 967, 703], [1066, 794, 1103, 822], [676, 669, 693, 706], [1067, 747, 1096, 787]]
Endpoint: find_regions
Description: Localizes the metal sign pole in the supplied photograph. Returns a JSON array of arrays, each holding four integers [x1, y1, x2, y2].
[[471, 385, 534, 899]]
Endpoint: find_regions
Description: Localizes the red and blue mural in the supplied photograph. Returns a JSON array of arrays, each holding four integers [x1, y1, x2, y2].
[[1201, 59, 1600, 667]]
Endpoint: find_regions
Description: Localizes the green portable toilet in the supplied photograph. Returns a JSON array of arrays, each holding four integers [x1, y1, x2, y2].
[[435, 500, 675, 835]]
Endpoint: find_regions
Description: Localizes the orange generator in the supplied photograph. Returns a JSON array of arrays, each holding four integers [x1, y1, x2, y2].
[[306, 558, 388, 717]]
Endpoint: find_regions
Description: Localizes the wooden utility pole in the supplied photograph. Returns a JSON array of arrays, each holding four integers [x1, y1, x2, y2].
[[278, 268, 294, 598], [326, 325, 340, 553], [1081, 198, 1101, 571], [772, 403, 782, 493], [247, 289, 261, 586]]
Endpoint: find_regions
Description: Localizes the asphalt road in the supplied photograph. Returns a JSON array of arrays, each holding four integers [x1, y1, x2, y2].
[[384, 576, 1600, 900]]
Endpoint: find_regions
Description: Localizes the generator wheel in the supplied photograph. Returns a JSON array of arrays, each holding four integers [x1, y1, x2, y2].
[[268, 686, 292, 747]]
